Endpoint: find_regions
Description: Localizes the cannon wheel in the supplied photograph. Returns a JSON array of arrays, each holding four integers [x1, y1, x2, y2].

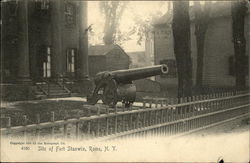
[[102, 79, 118, 107]]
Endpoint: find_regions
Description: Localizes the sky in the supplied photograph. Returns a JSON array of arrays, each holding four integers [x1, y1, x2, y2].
[[88, 1, 168, 52]]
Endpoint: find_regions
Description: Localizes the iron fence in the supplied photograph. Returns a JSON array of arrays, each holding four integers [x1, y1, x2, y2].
[[1, 91, 249, 141]]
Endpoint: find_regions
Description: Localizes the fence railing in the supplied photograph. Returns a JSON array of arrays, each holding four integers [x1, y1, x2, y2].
[[1, 91, 249, 141], [56, 78, 71, 94], [36, 78, 50, 96]]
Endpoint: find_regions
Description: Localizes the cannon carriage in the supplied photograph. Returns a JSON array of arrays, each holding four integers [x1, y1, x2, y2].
[[87, 64, 168, 107]]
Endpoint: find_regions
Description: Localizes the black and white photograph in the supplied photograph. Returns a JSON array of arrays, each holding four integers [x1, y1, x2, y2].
[[0, 0, 249, 162]]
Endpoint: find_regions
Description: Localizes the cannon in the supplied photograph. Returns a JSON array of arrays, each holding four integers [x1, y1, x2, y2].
[[87, 64, 168, 107]]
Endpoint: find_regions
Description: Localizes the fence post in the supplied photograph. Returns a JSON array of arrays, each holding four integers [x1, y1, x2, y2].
[[178, 97, 183, 119], [184, 97, 188, 118], [6, 117, 11, 138], [85, 107, 91, 139], [224, 92, 227, 109], [155, 99, 158, 108], [114, 106, 118, 134], [203, 95, 207, 113], [87, 121, 91, 139], [161, 100, 164, 107], [6, 117, 11, 128], [23, 115, 27, 139], [220, 92, 223, 109], [195, 96, 199, 115], [143, 100, 146, 109], [148, 110, 152, 126], [149, 99, 152, 108], [230, 91, 233, 107], [129, 112, 133, 129], [122, 103, 126, 112], [165, 107, 169, 123], [165, 98, 169, 106], [136, 112, 140, 128], [36, 114, 40, 140], [75, 111, 80, 140], [210, 94, 214, 111], [160, 108, 164, 123], [215, 93, 219, 111], [199, 95, 203, 113], [170, 98, 174, 121], [88, 107, 91, 117], [50, 112, 55, 138], [226, 92, 230, 109], [188, 96, 192, 116], [63, 112, 68, 139], [105, 107, 109, 136], [191, 96, 195, 116], [143, 111, 147, 127], [96, 106, 100, 137]]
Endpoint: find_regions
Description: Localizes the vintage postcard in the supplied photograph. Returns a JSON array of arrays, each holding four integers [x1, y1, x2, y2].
[[0, 0, 249, 162]]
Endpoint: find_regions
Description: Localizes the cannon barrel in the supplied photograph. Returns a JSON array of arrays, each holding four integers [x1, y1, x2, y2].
[[112, 64, 168, 83], [94, 64, 168, 85], [89, 64, 168, 106]]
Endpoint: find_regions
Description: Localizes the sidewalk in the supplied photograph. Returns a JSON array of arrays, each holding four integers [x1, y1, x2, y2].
[[187, 114, 250, 137]]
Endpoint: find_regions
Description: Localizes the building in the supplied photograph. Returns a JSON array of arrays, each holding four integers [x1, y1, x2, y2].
[[88, 44, 130, 77], [127, 51, 153, 69], [1, 0, 89, 100], [146, 2, 250, 95]]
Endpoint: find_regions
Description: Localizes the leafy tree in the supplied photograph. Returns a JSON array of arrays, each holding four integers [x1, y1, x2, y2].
[[194, 1, 211, 89], [99, 1, 128, 45], [172, 1, 193, 98], [132, 1, 171, 45], [231, 0, 248, 89]]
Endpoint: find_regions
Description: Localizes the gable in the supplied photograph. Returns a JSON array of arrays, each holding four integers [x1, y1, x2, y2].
[[106, 47, 129, 59]]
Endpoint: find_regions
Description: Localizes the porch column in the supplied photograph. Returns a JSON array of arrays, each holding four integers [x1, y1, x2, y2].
[[17, 0, 31, 83], [51, 0, 63, 79], [78, 1, 89, 80], [78, 1, 91, 95]]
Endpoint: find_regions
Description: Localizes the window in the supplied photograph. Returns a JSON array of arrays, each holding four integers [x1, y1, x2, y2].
[[66, 48, 77, 75], [8, 0, 18, 16], [42, 46, 51, 78], [35, 0, 50, 10], [160, 59, 177, 78], [34, 0, 50, 20], [65, 2, 76, 27], [229, 55, 249, 76]]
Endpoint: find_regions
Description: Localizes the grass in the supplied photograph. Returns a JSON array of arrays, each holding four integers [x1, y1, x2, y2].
[[1, 98, 94, 127]]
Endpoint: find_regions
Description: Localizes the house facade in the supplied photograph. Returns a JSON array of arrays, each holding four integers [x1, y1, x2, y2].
[[1, 0, 90, 100], [127, 51, 153, 69], [146, 2, 250, 94]]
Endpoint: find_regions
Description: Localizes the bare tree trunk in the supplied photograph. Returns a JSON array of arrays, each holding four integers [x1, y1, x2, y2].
[[172, 1, 193, 98], [231, 0, 247, 89], [194, 2, 211, 89], [103, 2, 118, 45]]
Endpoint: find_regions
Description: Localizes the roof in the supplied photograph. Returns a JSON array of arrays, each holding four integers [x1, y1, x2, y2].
[[88, 44, 128, 56], [153, 1, 250, 26]]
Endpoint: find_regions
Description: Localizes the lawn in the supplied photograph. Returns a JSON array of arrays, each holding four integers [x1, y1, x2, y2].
[[0, 97, 102, 127]]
